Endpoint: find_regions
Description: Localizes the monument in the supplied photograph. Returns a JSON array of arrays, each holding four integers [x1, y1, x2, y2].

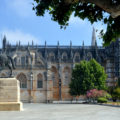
[[0, 52, 22, 111]]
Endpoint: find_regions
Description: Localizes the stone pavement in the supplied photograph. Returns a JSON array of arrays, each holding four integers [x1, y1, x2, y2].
[[0, 103, 120, 120]]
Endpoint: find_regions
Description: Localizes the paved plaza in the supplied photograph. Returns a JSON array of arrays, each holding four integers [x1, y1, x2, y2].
[[0, 103, 120, 120]]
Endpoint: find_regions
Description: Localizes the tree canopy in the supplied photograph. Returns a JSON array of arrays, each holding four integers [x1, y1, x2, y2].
[[69, 59, 107, 97], [33, 0, 120, 46]]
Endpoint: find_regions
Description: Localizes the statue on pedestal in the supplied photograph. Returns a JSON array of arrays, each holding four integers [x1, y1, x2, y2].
[[0, 52, 15, 77]]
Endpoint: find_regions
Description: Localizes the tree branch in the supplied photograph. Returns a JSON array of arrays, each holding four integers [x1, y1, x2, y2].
[[65, 0, 120, 18]]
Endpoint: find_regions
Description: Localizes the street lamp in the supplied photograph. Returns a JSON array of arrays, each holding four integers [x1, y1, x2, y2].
[[30, 72, 33, 90], [30, 72, 33, 103], [59, 77, 62, 101]]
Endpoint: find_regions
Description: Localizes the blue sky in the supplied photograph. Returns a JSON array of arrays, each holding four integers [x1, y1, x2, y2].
[[0, 0, 107, 48]]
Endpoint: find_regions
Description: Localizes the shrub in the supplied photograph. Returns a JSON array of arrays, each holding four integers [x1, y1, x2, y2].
[[117, 78, 120, 87], [97, 97, 108, 103], [107, 87, 120, 102], [112, 87, 120, 100], [87, 89, 103, 99], [86, 89, 111, 103], [107, 86, 117, 102], [105, 93, 112, 99]]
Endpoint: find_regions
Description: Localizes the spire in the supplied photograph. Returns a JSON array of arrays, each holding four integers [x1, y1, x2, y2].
[[70, 41, 72, 47], [19, 40, 20, 47], [27, 42, 29, 50], [16, 41, 18, 46], [70, 41, 73, 59], [57, 41, 59, 48], [45, 41, 47, 47], [32, 40, 34, 47], [16, 41, 18, 51], [3, 35, 7, 51], [3, 35, 6, 43], [82, 41, 84, 47], [7, 41, 9, 46], [82, 41, 85, 60], [91, 27, 96, 46], [57, 41, 60, 59], [44, 41, 47, 60]]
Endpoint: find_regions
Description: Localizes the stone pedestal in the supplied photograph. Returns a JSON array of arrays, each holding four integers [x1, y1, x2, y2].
[[0, 78, 22, 111]]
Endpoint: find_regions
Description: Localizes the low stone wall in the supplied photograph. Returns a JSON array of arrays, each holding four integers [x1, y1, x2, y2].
[[53, 100, 85, 104]]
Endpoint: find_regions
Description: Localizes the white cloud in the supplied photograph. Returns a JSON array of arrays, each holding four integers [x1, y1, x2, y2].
[[6, 0, 34, 17], [69, 15, 85, 25], [1, 29, 41, 47]]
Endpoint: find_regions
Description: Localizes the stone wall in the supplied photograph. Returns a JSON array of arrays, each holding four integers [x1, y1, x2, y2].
[[0, 41, 118, 103]]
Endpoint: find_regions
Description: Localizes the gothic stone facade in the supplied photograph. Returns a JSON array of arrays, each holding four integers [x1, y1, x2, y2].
[[0, 33, 120, 103]]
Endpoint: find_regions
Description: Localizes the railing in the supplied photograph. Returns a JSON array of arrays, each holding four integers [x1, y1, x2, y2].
[[2, 45, 104, 49], [15, 64, 45, 69]]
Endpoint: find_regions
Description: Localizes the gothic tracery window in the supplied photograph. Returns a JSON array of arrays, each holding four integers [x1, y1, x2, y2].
[[74, 53, 80, 62], [63, 67, 70, 86], [62, 52, 68, 61], [35, 52, 43, 65], [26, 56, 29, 65], [52, 72, 56, 86], [49, 52, 55, 61], [21, 56, 25, 66], [51, 66, 58, 87], [37, 73, 43, 88], [17, 73, 27, 88], [64, 72, 69, 85], [87, 52, 92, 61]]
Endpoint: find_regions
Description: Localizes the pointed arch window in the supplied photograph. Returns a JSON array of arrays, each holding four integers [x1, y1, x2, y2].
[[62, 52, 68, 61], [51, 66, 58, 87], [49, 52, 55, 61], [21, 56, 25, 66], [74, 53, 80, 62], [64, 72, 69, 85], [17, 73, 27, 88], [63, 67, 70, 86], [26, 56, 29, 65], [37, 74, 43, 88], [87, 52, 92, 61], [52, 72, 57, 86]]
